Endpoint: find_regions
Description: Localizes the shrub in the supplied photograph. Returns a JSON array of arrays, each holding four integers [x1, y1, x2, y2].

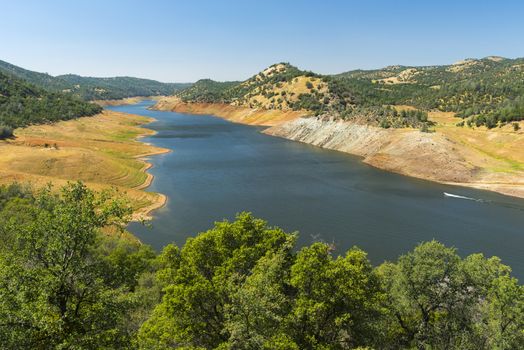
[[0, 125, 13, 139], [379, 119, 391, 129]]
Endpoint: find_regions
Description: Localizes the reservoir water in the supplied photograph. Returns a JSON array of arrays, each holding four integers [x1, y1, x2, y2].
[[109, 101, 524, 279]]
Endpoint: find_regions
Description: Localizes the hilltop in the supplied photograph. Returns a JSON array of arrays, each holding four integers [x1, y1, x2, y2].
[[171, 57, 524, 130], [0, 59, 191, 101]]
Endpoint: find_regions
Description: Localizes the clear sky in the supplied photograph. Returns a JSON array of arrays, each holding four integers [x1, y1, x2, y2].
[[1, 0, 523, 82]]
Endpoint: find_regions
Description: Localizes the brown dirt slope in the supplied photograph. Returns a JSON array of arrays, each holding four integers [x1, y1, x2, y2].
[[153, 96, 307, 126], [0, 110, 169, 220], [93, 96, 164, 107]]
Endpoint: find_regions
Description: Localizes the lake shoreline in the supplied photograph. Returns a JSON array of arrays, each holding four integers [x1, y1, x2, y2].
[[94, 95, 165, 107], [0, 110, 169, 223], [131, 122, 171, 220], [116, 101, 524, 279], [151, 97, 524, 199]]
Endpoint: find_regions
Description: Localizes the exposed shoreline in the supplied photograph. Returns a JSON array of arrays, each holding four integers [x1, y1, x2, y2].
[[152, 97, 524, 199], [95, 97, 172, 220], [0, 110, 170, 224], [131, 124, 171, 220], [93, 95, 165, 107], [152, 97, 306, 126]]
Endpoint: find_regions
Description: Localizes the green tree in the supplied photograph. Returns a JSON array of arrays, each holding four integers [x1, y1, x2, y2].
[[138, 212, 293, 349], [287, 243, 383, 349], [377, 241, 522, 349], [0, 182, 142, 349], [225, 242, 295, 349], [476, 275, 524, 349]]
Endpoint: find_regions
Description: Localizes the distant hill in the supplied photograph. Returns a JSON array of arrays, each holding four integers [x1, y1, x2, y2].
[[332, 56, 524, 127], [0, 71, 101, 137], [174, 57, 524, 129], [0, 59, 191, 101], [177, 79, 240, 103]]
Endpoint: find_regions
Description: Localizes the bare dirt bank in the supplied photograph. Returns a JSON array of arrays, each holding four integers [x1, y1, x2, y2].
[[94, 96, 164, 107], [153, 97, 524, 199], [152, 96, 306, 126], [266, 117, 524, 198]]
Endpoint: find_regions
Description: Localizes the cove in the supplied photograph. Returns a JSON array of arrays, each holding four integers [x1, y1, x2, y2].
[[108, 101, 524, 279]]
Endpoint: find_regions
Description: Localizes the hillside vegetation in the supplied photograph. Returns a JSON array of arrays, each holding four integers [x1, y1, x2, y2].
[[0, 185, 522, 349], [0, 59, 191, 100], [0, 72, 101, 137], [174, 57, 524, 130]]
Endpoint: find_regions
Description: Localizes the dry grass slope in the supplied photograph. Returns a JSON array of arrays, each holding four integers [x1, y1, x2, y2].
[[0, 110, 169, 221], [428, 111, 524, 196], [153, 96, 307, 126]]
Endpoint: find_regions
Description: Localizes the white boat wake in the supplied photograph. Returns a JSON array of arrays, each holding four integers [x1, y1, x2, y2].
[[443, 192, 483, 202]]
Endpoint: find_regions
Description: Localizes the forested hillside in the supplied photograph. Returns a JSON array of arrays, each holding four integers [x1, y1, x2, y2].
[[0, 59, 191, 100], [174, 57, 524, 129], [177, 79, 240, 103], [333, 56, 524, 128], [0, 72, 101, 138], [0, 183, 522, 349]]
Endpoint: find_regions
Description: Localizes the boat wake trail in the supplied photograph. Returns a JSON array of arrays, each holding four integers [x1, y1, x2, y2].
[[443, 192, 485, 202]]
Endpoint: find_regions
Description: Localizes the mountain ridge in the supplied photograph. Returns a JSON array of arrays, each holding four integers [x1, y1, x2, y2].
[[0, 59, 191, 101], [0, 71, 101, 136], [172, 57, 524, 129]]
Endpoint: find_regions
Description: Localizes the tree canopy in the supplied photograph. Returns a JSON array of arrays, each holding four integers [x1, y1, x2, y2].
[[0, 59, 190, 101], [0, 72, 102, 137], [0, 183, 522, 349]]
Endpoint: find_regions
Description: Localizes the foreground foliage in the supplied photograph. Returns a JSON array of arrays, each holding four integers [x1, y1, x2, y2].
[[0, 183, 155, 348], [0, 183, 522, 349]]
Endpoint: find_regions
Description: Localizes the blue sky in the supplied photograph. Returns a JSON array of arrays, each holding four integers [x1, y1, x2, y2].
[[1, 0, 523, 82]]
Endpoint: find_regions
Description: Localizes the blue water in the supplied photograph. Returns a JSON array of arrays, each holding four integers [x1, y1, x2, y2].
[[109, 101, 524, 279]]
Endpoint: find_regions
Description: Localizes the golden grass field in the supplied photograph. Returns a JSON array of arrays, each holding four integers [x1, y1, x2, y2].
[[0, 110, 169, 223], [428, 111, 524, 197], [239, 75, 328, 110]]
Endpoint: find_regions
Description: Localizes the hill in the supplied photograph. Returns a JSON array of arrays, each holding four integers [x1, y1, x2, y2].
[[174, 62, 432, 129], [176, 78, 240, 103], [0, 71, 101, 137], [155, 58, 524, 198], [173, 57, 524, 129], [333, 56, 524, 128], [0, 59, 191, 100]]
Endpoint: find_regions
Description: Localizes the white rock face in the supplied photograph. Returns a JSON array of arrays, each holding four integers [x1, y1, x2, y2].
[[265, 117, 391, 157]]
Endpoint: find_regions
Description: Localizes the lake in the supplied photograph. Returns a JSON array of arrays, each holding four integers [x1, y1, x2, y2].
[[109, 101, 524, 279]]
